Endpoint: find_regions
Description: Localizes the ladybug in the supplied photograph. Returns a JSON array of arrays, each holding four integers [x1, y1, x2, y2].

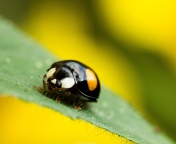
[[35, 60, 100, 109]]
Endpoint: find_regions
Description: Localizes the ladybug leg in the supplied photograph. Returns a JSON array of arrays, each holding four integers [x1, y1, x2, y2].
[[56, 95, 62, 103], [34, 75, 47, 91], [55, 88, 64, 103], [41, 74, 47, 90], [74, 98, 96, 109], [55, 89, 70, 103], [34, 85, 43, 91], [73, 95, 82, 110]]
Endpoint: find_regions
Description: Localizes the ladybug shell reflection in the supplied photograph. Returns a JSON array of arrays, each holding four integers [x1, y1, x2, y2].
[[46, 60, 100, 102]]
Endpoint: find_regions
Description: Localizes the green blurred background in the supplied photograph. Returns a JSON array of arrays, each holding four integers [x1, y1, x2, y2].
[[0, 0, 176, 141]]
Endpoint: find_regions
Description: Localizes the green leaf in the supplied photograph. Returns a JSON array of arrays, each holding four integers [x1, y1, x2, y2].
[[0, 17, 174, 144]]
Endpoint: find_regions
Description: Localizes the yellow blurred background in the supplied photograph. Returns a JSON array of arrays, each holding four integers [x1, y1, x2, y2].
[[0, 0, 176, 143]]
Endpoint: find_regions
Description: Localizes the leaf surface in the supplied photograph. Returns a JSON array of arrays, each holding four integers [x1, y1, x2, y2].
[[0, 17, 174, 144]]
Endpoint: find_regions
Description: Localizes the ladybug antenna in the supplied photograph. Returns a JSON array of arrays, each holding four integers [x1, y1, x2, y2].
[[39, 75, 47, 83]]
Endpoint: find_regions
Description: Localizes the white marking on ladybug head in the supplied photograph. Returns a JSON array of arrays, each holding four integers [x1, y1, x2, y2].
[[60, 77, 75, 88], [46, 68, 56, 78], [51, 79, 56, 85]]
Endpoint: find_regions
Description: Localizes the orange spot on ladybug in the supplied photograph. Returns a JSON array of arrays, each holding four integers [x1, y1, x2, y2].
[[86, 69, 98, 91]]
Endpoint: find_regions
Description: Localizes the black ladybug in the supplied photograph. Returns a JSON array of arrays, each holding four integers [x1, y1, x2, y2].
[[35, 60, 100, 109]]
